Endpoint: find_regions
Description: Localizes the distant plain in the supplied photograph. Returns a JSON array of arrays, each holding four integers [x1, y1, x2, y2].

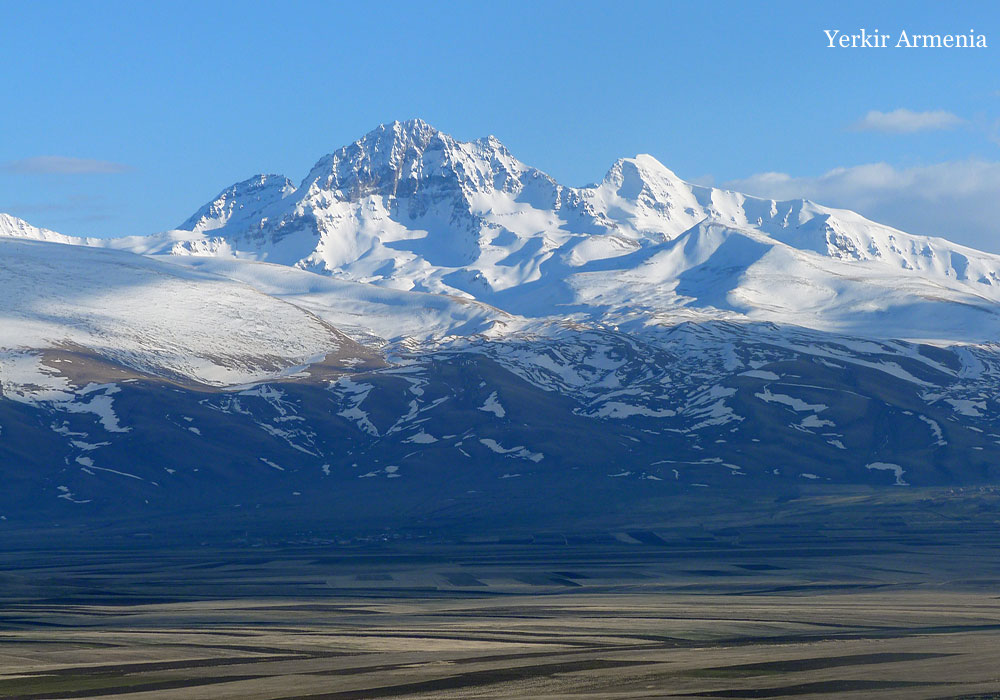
[[3, 488, 1000, 699]]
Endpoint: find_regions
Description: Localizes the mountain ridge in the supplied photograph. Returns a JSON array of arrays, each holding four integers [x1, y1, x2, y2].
[[5, 119, 998, 343], [5, 120, 1000, 528]]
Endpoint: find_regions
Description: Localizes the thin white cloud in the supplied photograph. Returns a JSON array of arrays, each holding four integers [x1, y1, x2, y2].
[[725, 160, 1000, 252], [1, 156, 132, 175], [851, 109, 964, 133]]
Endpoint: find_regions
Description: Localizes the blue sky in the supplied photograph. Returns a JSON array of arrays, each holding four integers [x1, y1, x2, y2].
[[2, 1, 998, 248]]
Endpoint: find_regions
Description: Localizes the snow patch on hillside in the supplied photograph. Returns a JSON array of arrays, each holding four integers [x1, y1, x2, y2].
[[478, 392, 506, 418]]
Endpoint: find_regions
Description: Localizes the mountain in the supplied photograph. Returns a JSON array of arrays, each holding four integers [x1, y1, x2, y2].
[[3, 120, 1000, 539], [178, 173, 296, 236], [1, 212, 85, 245], [13, 120, 1000, 340], [113, 119, 1000, 342]]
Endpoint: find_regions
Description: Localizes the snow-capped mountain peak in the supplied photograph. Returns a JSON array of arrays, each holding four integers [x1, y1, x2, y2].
[[0, 213, 84, 245], [300, 118, 542, 202], [604, 153, 686, 192], [178, 173, 296, 236], [572, 154, 707, 240]]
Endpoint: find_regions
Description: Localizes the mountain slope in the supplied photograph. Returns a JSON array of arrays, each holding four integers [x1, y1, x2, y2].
[[0, 238, 373, 386]]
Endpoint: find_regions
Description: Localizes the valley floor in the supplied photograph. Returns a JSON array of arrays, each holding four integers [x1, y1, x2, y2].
[[3, 515, 1000, 699], [3, 590, 1000, 699]]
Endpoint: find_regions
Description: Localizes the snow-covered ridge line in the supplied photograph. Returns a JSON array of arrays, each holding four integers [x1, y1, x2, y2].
[[4, 119, 1000, 346]]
